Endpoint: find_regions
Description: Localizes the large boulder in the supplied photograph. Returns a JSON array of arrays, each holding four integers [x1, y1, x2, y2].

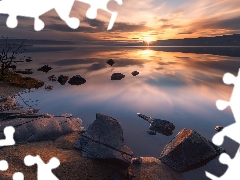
[[159, 128, 225, 172], [74, 113, 133, 166], [0, 114, 83, 144]]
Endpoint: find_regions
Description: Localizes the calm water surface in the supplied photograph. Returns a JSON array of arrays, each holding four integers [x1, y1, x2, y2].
[[16, 46, 240, 179]]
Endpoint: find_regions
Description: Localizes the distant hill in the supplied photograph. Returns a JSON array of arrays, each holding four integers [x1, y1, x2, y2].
[[152, 34, 240, 46], [124, 34, 240, 46]]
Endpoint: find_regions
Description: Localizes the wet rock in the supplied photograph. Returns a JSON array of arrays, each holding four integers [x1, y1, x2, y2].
[[37, 65, 53, 73], [107, 59, 115, 66], [68, 75, 86, 85], [215, 126, 223, 132], [74, 113, 133, 166], [150, 119, 175, 136], [147, 130, 156, 135], [132, 156, 142, 164], [111, 73, 125, 80], [57, 75, 69, 85], [159, 128, 225, 172], [48, 75, 57, 81], [0, 115, 83, 144], [137, 113, 175, 136], [131, 71, 139, 76]]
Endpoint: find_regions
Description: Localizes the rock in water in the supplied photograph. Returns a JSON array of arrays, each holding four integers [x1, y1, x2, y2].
[[111, 73, 125, 80], [68, 75, 86, 85], [74, 113, 133, 166], [131, 71, 139, 76], [150, 119, 175, 136], [137, 113, 175, 136], [0, 115, 83, 144], [37, 65, 52, 73], [57, 75, 69, 85], [107, 59, 115, 66], [159, 128, 225, 172]]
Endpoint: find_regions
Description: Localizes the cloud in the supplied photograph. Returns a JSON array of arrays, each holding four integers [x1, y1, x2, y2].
[[178, 31, 194, 35], [159, 18, 170, 23], [185, 16, 240, 35], [112, 22, 150, 32], [82, 18, 106, 28]]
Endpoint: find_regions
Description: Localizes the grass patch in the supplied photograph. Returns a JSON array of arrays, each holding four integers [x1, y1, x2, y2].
[[0, 69, 44, 89]]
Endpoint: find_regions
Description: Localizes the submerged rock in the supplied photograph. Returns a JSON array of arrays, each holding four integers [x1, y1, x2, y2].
[[131, 71, 139, 76], [74, 113, 133, 166], [159, 128, 225, 172], [68, 75, 86, 85], [107, 59, 115, 66], [0, 115, 83, 144], [137, 113, 175, 136], [111, 73, 125, 80], [57, 75, 69, 85], [215, 126, 223, 132], [37, 65, 52, 73]]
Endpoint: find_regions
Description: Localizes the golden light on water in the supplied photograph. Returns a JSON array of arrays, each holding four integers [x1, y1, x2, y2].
[[141, 49, 153, 55]]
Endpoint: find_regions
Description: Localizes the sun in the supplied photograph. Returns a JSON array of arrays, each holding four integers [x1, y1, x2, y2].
[[143, 37, 154, 46]]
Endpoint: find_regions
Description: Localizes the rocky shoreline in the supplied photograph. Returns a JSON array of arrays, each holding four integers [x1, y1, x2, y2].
[[0, 83, 224, 180], [0, 83, 184, 180]]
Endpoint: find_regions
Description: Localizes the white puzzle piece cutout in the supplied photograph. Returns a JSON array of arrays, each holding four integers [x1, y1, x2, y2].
[[0, 126, 24, 180], [24, 155, 60, 180], [206, 69, 240, 179], [0, 0, 123, 31], [12, 172, 24, 180], [0, 126, 15, 146], [0, 160, 8, 171], [0, 0, 79, 31]]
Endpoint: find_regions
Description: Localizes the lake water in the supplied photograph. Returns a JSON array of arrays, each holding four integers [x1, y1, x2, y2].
[[16, 46, 240, 179]]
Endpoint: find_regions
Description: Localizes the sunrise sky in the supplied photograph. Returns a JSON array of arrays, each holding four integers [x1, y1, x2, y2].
[[0, 0, 239, 43]]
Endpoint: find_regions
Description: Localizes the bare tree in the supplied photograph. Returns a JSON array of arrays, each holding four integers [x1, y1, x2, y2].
[[0, 36, 29, 75]]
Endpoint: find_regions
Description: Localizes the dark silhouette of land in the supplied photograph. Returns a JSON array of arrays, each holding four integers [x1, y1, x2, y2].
[[152, 34, 240, 46]]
